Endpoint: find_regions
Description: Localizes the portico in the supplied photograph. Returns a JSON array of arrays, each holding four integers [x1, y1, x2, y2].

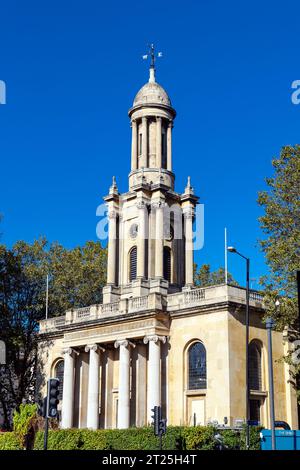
[[47, 304, 169, 430], [59, 337, 167, 429]]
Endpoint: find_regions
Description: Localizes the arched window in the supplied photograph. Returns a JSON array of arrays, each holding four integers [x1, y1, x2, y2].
[[163, 247, 171, 282], [54, 360, 64, 400], [188, 342, 207, 390], [249, 341, 262, 390], [129, 246, 137, 282]]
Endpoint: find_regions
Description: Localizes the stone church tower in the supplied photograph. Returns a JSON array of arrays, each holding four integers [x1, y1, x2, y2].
[[38, 51, 298, 433], [103, 55, 198, 305]]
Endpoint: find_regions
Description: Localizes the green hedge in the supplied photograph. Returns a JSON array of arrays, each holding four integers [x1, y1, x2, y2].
[[33, 427, 181, 450], [0, 425, 262, 451], [33, 425, 261, 451], [0, 432, 22, 450]]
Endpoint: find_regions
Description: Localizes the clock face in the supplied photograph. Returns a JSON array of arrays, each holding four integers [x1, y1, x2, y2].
[[129, 223, 139, 239]]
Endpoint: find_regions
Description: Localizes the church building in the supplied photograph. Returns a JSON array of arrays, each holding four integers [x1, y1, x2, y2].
[[38, 49, 298, 431]]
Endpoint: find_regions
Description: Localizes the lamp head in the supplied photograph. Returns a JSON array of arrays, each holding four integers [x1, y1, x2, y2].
[[227, 246, 237, 253], [275, 299, 280, 307]]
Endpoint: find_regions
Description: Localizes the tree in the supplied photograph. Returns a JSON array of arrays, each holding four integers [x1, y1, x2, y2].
[[0, 239, 107, 429], [258, 144, 300, 405], [194, 263, 238, 287], [258, 145, 300, 329]]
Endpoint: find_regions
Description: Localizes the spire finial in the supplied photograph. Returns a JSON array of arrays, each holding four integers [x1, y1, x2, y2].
[[142, 44, 163, 83], [109, 175, 118, 195], [185, 176, 194, 195], [149, 43, 155, 69]]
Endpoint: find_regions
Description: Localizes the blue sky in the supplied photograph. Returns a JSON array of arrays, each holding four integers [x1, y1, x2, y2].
[[0, 0, 299, 287]]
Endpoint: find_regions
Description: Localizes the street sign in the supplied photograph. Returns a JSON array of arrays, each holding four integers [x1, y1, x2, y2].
[[0, 340, 6, 365]]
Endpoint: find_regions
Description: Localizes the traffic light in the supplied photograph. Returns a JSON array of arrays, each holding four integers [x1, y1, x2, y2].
[[158, 418, 167, 436], [47, 378, 60, 418], [151, 406, 161, 436], [38, 397, 47, 418]]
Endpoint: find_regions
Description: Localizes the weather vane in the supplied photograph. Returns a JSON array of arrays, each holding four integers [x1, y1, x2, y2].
[[142, 44, 163, 69]]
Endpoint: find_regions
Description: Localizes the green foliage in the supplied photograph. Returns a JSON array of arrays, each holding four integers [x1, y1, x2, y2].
[[77, 429, 110, 450], [34, 429, 84, 450], [194, 263, 239, 287], [0, 425, 261, 451], [258, 145, 300, 328], [32, 425, 261, 451], [0, 432, 22, 450], [101, 427, 158, 450], [182, 425, 215, 450], [239, 426, 262, 450], [220, 429, 241, 449], [47, 240, 107, 314], [258, 145, 300, 401], [0, 239, 107, 429], [13, 403, 38, 448]]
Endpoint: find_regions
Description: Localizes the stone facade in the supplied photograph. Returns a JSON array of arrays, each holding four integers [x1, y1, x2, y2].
[[38, 61, 298, 431]]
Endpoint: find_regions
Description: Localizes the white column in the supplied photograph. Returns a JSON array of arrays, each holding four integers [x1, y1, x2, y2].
[[137, 200, 148, 278], [154, 201, 164, 278], [143, 335, 166, 423], [61, 348, 77, 429], [167, 122, 172, 171], [85, 344, 103, 430], [107, 209, 117, 285], [156, 117, 162, 168], [131, 119, 137, 170], [184, 207, 194, 286], [142, 117, 148, 168], [114, 339, 135, 428]]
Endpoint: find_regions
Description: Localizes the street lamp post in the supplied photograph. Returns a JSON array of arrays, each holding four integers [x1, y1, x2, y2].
[[266, 314, 276, 450], [227, 246, 250, 450]]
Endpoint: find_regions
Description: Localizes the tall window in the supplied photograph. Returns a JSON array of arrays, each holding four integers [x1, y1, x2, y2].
[[188, 342, 207, 390], [250, 399, 261, 422], [139, 133, 142, 155], [249, 341, 262, 390], [163, 247, 171, 282], [55, 360, 64, 400], [129, 246, 137, 281]]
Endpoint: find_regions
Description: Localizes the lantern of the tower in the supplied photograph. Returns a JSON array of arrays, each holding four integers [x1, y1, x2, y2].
[[128, 60, 176, 191]]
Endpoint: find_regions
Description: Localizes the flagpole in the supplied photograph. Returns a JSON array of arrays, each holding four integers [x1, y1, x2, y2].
[[46, 274, 49, 320], [224, 228, 228, 284]]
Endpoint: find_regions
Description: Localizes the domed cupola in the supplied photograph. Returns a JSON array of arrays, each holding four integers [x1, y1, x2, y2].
[[133, 79, 172, 108], [128, 45, 176, 190]]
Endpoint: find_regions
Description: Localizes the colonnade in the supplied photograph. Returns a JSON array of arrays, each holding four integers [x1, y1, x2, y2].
[[61, 335, 166, 429], [131, 117, 173, 171]]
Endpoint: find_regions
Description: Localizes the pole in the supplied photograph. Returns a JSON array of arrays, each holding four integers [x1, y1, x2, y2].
[[44, 380, 49, 450], [224, 228, 228, 284], [227, 247, 251, 448], [43, 415, 49, 451], [46, 274, 49, 320], [245, 257, 250, 450], [266, 317, 276, 450]]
